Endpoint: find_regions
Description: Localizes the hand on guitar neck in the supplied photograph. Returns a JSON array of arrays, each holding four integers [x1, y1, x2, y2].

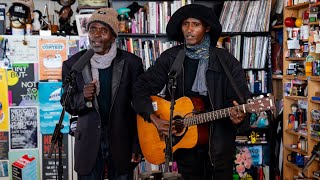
[[230, 100, 247, 125], [149, 114, 185, 136]]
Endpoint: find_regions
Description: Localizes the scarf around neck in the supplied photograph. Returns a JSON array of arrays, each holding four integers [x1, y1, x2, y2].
[[185, 33, 211, 96], [90, 42, 117, 95]]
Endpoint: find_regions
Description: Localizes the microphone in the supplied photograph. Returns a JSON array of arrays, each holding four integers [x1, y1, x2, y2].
[[302, 142, 320, 177], [169, 50, 185, 77], [71, 49, 95, 72]]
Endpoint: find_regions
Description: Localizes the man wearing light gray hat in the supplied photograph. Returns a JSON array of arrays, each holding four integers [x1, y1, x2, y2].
[[61, 8, 143, 180]]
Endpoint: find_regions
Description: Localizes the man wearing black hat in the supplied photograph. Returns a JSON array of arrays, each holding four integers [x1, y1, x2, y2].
[[132, 4, 250, 180]]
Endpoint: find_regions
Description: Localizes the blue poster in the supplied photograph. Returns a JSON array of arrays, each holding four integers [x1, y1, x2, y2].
[[38, 82, 69, 134], [248, 145, 262, 166]]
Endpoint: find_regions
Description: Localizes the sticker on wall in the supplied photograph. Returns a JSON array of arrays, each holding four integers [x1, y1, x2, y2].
[[0, 160, 8, 177], [41, 133, 69, 180], [9, 150, 40, 180], [0, 131, 9, 160], [39, 38, 67, 81], [7, 63, 39, 106], [6, 36, 38, 63], [38, 82, 69, 134], [0, 68, 9, 131], [9, 106, 39, 149]]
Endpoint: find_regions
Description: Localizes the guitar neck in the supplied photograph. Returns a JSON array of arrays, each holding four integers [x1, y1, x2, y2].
[[183, 105, 246, 127]]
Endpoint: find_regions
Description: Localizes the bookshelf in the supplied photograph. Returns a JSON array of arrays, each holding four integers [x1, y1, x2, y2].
[[282, 0, 320, 179], [217, 0, 275, 179]]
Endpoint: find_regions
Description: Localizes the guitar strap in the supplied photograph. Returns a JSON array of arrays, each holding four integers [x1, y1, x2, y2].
[[214, 50, 246, 104]]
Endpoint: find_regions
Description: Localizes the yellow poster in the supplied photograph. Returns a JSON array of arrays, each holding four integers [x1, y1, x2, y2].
[[0, 68, 9, 131], [39, 38, 67, 81]]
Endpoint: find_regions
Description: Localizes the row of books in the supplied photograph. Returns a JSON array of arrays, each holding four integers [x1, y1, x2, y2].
[[221, 35, 242, 61], [219, 0, 272, 32], [133, 160, 178, 180], [242, 36, 269, 69], [117, 38, 179, 70], [246, 70, 268, 94], [133, 0, 191, 34]]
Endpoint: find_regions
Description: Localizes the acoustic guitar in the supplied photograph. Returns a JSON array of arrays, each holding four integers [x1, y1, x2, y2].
[[137, 95, 275, 165]]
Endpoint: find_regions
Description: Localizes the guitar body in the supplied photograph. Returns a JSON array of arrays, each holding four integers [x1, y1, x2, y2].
[[137, 95, 276, 165], [137, 96, 198, 165]]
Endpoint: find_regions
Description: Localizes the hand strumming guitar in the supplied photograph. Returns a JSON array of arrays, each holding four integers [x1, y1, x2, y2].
[[230, 100, 246, 124], [149, 114, 185, 136]]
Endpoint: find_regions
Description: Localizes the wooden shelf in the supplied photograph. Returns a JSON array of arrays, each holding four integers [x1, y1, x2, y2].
[[283, 75, 308, 80], [309, 21, 319, 25], [284, 145, 308, 155], [285, 96, 308, 100], [311, 137, 320, 142], [272, 74, 283, 79], [310, 76, 320, 82], [310, 100, 320, 104], [285, 2, 309, 9], [285, 162, 303, 171], [285, 129, 307, 138], [285, 58, 306, 61]]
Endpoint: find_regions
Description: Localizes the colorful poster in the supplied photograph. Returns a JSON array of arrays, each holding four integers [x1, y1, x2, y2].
[[248, 145, 262, 166], [0, 132, 8, 159], [7, 63, 39, 106], [9, 106, 38, 149], [0, 160, 8, 177], [68, 38, 80, 58], [0, 68, 9, 131], [42, 134, 69, 180], [9, 150, 40, 180], [6, 35, 38, 63], [39, 38, 67, 81], [39, 82, 69, 134]]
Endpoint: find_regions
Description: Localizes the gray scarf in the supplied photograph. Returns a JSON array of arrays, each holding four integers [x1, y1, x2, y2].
[[90, 42, 117, 95], [185, 34, 210, 96]]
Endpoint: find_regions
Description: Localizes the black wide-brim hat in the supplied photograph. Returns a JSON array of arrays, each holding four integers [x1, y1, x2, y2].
[[166, 4, 222, 46]]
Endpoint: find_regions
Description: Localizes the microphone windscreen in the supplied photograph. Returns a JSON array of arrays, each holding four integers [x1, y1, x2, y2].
[[71, 49, 95, 72]]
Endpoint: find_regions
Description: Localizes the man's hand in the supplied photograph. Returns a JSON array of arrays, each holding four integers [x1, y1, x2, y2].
[[83, 80, 97, 101], [230, 101, 246, 124], [150, 114, 187, 136], [131, 153, 141, 163]]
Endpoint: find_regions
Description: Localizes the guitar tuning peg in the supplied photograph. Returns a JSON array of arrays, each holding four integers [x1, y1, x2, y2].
[[247, 99, 253, 103], [259, 95, 264, 99], [267, 93, 271, 97]]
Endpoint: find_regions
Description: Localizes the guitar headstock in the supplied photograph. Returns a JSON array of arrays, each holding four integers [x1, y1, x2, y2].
[[245, 95, 276, 114]]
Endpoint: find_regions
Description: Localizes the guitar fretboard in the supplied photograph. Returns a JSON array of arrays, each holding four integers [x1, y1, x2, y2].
[[183, 105, 246, 127]]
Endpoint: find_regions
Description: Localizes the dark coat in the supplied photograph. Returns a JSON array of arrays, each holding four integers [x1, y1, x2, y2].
[[132, 44, 250, 179], [62, 48, 144, 175]]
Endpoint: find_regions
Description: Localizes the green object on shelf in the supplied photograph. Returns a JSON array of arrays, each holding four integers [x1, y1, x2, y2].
[[117, 7, 130, 18]]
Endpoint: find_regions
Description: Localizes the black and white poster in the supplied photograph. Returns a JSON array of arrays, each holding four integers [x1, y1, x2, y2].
[[42, 134, 69, 180], [7, 63, 39, 106], [9, 106, 38, 149], [0, 132, 8, 159]]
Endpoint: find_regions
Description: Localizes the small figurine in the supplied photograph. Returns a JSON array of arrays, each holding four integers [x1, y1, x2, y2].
[[31, 10, 42, 32], [249, 131, 259, 144], [55, 0, 75, 35], [7, 0, 34, 35]]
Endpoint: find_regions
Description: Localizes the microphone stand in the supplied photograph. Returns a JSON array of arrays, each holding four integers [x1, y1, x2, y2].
[[164, 72, 177, 173], [162, 72, 182, 180], [48, 71, 76, 180]]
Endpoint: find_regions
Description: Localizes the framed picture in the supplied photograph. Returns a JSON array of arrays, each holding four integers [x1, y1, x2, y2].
[[75, 14, 92, 37]]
